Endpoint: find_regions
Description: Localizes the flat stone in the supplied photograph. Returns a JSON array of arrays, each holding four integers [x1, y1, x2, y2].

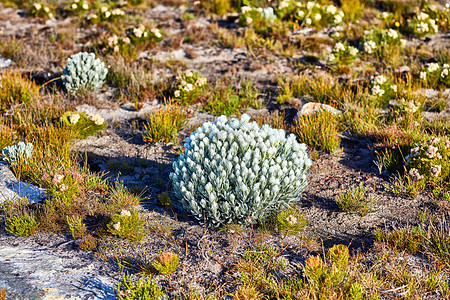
[[0, 162, 46, 204], [0, 55, 12, 69], [298, 102, 342, 116], [0, 244, 116, 299]]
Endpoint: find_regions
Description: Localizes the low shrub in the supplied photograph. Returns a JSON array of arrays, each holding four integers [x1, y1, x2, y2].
[[276, 206, 307, 236], [5, 214, 39, 237], [335, 183, 378, 216], [170, 114, 311, 226], [61, 111, 106, 139], [62, 52, 108, 94], [152, 252, 179, 275], [115, 274, 164, 300], [142, 102, 188, 144], [173, 70, 208, 105], [107, 209, 147, 241], [293, 110, 341, 153], [1, 142, 34, 166]]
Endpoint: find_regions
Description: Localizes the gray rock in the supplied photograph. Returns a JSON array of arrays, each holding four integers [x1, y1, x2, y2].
[[0, 55, 12, 69], [0, 161, 46, 204], [0, 244, 117, 299], [298, 102, 342, 116]]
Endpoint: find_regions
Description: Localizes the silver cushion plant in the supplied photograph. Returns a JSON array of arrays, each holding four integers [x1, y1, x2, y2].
[[170, 114, 312, 226], [62, 52, 108, 94], [1, 142, 34, 165]]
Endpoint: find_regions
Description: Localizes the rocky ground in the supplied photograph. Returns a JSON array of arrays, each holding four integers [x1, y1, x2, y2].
[[1, 1, 450, 299]]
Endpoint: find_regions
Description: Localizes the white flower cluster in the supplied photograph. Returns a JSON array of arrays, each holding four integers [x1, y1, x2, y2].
[[410, 12, 439, 36], [170, 114, 312, 226], [370, 75, 393, 98], [87, 113, 105, 125], [1, 142, 34, 166], [174, 70, 207, 99], [62, 52, 108, 94], [99, 6, 125, 19], [69, 113, 80, 124], [32, 2, 54, 18], [361, 28, 403, 56], [328, 42, 358, 63], [240, 6, 277, 25], [69, 0, 89, 11], [420, 62, 450, 86], [296, 2, 344, 25]]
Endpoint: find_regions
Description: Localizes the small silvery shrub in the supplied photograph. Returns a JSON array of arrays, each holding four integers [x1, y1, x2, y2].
[[170, 114, 312, 226], [62, 52, 108, 94], [1, 142, 34, 165]]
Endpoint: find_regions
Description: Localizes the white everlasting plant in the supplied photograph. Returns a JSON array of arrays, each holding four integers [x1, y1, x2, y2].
[[170, 114, 312, 226], [62, 52, 108, 94]]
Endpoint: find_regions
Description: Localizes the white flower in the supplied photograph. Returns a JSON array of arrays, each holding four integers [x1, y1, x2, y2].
[[69, 113, 80, 124], [195, 77, 207, 86], [59, 184, 68, 192], [387, 29, 398, 39], [104, 11, 111, 18], [113, 222, 121, 231], [406, 101, 418, 113], [420, 71, 427, 81], [185, 70, 193, 77], [184, 83, 194, 92], [427, 62, 440, 73], [33, 3, 42, 10], [43, 6, 49, 12], [314, 13, 321, 21], [298, 10, 305, 18], [246, 17, 253, 25], [133, 27, 143, 38], [286, 215, 297, 226], [372, 85, 385, 97], [122, 37, 130, 44], [374, 75, 387, 85], [408, 168, 423, 181], [87, 113, 105, 125], [82, 3, 89, 9], [431, 165, 442, 177], [54, 174, 64, 184], [381, 12, 389, 19], [417, 12, 429, 21], [334, 14, 342, 24], [417, 22, 429, 33], [334, 42, 345, 52], [100, 6, 108, 13], [241, 6, 252, 13], [349, 46, 358, 56], [71, 3, 77, 9], [174, 90, 181, 97], [305, 17, 312, 25], [400, 39, 407, 47], [306, 1, 314, 9], [151, 28, 162, 38], [327, 53, 335, 61], [256, 7, 262, 13], [441, 68, 449, 78], [120, 209, 131, 217], [391, 85, 397, 93], [278, 1, 289, 10], [364, 40, 376, 54], [326, 5, 337, 14]]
